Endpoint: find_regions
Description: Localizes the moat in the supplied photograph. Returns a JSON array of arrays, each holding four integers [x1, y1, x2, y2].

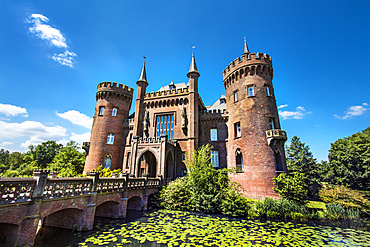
[[35, 209, 370, 247]]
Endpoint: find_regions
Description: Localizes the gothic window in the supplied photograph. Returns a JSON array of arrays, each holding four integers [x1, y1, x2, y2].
[[265, 86, 271, 96], [107, 133, 115, 144], [211, 150, 219, 167], [234, 91, 239, 102], [236, 149, 243, 171], [112, 108, 117, 116], [98, 106, 104, 116], [269, 118, 275, 130], [156, 114, 174, 139], [234, 122, 241, 138], [103, 154, 112, 169], [210, 128, 217, 141], [126, 152, 131, 169], [247, 86, 255, 97]]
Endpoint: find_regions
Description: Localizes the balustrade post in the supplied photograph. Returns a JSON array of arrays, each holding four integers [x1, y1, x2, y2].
[[142, 173, 148, 187], [87, 171, 100, 192], [32, 169, 50, 198], [157, 174, 163, 187], [122, 173, 130, 190]]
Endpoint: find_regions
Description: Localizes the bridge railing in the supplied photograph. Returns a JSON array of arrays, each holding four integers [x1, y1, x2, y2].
[[0, 170, 162, 204]]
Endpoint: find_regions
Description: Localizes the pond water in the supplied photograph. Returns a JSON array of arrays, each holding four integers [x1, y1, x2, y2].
[[35, 209, 370, 247]]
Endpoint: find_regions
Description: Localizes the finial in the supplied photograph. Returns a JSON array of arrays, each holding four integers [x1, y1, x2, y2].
[[138, 56, 147, 83], [243, 37, 250, 54], [187, 46, 199, 77]]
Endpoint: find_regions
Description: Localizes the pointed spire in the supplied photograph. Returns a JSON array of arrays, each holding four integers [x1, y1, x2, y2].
[[243, 37, 250, 54], [138, 57, 147, 83], [187, 46, 200, 77]]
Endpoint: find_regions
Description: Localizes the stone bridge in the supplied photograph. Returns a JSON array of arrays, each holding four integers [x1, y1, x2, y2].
[[0, 170, 161, 247]]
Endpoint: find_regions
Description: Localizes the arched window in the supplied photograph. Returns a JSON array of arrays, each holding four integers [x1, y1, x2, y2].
[[236, 149, 243, 171], [274, 147, 283, 172], [103, 154, 112, 169]]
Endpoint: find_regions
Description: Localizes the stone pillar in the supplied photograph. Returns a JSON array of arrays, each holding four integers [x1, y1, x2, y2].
[[130, 136, 139, 177], [15, 202, 42, 247], [32, 170, 50, 198], [77, 193, 97, 231], [159, 135, 167, 179]]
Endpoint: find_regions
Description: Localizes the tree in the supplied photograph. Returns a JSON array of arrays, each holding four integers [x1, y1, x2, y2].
[[286, 136, 319, 197], [0, 149, 10, 174], [48, 141, 86, 177], [328, 127, 370, 190], [273, 172, 307, 204], [33, 141, 63, 168]]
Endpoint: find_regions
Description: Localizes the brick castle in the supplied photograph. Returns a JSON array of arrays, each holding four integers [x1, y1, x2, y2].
[[83, 39, 288, 198]]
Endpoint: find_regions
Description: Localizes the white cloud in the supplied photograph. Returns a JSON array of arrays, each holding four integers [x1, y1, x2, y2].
[[0, 142, 13, 148], [278, 104, 288, 109], [0, 103, 28, 117], [28, 14, 68, 48], [279, 106, 311, 120], [334, 103, 369, 119], [70, 132, 91, 146], [52, 50, 77, 68], [0, 120, 67, 148], [56, 110, 92, 129]]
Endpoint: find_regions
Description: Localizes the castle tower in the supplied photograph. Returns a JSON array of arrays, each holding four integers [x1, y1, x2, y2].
[[84, 82, 133, 173], [187, 48, 200, 153], [223, 38, 287, 198], [132, 59, 148, 137]]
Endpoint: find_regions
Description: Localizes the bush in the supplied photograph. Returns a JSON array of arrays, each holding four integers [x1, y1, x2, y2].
[[91, 165, 121, 177], [160, 177, 191, 211], [273, 172, 308, 204], [255, 198, 309, 220], [323, 203, 359, 220], [219, 186, 252, 217]]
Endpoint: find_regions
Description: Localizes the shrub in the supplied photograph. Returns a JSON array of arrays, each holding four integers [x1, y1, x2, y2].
[[91, 165, 121, 177], [256, 197, 309, 220], [273, 172, 308, 204], [219, 186, 252, 217], [160, 176, 191, 211]]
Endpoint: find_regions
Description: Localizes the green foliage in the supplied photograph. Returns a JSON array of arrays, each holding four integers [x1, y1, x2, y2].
[[324, 203, 360, 220], [255, 197, 309, 220], [160, 176, 191, 211], [91, 165, 121, 177], [48, 141, 86, 177], [31, 140, 63, 168], [219, 185, 252, 217], [319, 185, 370, 214], [273, 172, 307, 204], [328, 127, 370, 190]]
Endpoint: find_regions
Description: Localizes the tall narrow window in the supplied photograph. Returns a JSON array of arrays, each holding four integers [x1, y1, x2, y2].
[[126, 152, 131, 169], [156, 114, 174, 139], [107, 133, 115, 144], [112, 108, 117, 116], [210, 128, 217, 141], [234, 122, 241, 138], [98, 106, 104, 116], [234, 91, 239, 102], [265, 86, 271, 96], [248, 86, 254, 97], [236, 149, 243, 171], [103, 154, 112, 169], [269, 118, 275, 130], [211, 150, 219, 167]]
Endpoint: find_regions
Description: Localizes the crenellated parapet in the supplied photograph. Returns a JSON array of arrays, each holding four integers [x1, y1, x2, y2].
[[200, 109, 229, 122], [222, 53, 273, 89], [96, 82, 134, 102], [144, 86, 189, 99]]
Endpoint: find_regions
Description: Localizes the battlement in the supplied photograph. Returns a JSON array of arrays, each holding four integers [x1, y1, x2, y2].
[[200, 109, 229, 122], [97, 82, 134, 97], [222, 52, 272, 80], [144, 86, 189, 99]]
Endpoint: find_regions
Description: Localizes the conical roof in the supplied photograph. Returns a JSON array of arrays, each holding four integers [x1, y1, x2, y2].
[[243, 37, 250, 54], [187, 48, 200, 77], [138, 58, 147, 82]]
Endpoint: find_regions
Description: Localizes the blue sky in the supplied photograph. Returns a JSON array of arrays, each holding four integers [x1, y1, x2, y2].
[[0, 0, 369, 162]]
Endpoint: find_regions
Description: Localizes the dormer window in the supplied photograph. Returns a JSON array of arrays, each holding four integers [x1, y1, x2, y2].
[[220, 98, 226, 104]]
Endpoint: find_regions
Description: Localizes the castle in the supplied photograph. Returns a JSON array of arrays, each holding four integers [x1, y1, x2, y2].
[[83, 39, 288, 198]]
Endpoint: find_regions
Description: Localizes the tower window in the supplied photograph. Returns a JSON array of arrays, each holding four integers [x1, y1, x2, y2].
[[107, 133, 115, 144], [265, 86, 271, 96], [236, 149, 243, 171], [247, 86, 254, 97], [103, 154, 112, 169], [234, 91, 239, 102], [156, 114, 174, 139], [112, 108, 117, 116], [210, 128, 217, 141], [234, 122, 241, 138], [98, 106, 104, 116], [126, 152, 131, 169], [211, 150, 219, 167], [269, 118, 275, 130]]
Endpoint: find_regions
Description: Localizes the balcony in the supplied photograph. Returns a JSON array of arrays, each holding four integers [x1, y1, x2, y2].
[[266, 129, 287, 145]]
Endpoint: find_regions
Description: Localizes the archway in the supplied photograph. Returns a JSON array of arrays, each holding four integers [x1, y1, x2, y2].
[[95, 201, 120, 218], [127, 196, 142, 211], [138, 151, 157, 178], [0, 223, 18, 247]]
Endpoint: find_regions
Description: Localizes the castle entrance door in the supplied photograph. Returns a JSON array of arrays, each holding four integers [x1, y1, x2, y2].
[[138, 151, 157, 178]]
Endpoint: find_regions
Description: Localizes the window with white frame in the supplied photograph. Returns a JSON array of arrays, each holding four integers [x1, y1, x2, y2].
[[107, 133, 115, 144], [210, 128, 217, 141], [265, 86, 271, 96], [234, 91, 239, 102], [211, 150, 219, 167], [235, 122, 241, 138], [247, 86, 254, 97], [98, 106, 104, 116], [112, 108, 117, 116], [156, 114, 174, 139], [269, 118, 275, 130]]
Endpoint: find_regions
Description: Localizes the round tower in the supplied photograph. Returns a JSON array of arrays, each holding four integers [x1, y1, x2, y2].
[[84, 82, 133, 173], [224, 39, 287, 198]]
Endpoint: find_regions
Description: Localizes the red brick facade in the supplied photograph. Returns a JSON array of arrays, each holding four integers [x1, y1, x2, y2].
[[84, 42, 287, 198]]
